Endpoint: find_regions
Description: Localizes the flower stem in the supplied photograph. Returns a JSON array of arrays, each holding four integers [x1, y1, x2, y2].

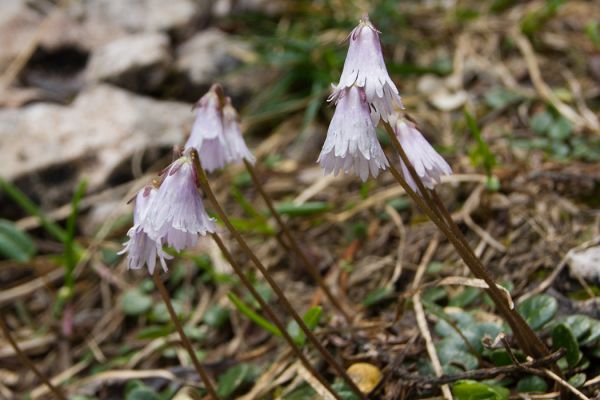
[[210, 232, 342, 400], [381, 122, 550, 357], [152, 271, 220, 399], [0, 317, 67, 400], [190, 150, 366, 400], [243, 159, 353, 324]]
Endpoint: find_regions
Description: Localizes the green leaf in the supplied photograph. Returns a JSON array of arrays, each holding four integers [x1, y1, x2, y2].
[[217, 363, 255, 398], [228, 292, 281, 336], [286, 306, 323, 346], [126, 386, 160, 400], [274, 201, 330, 217], [452, 380, 509, 400], [568, 373, 586, 388], [362, 287, 394, 307], [582, 319, 600, 346], [484, 87, 520, 109], [283, 384, 317, 400], [121, 289, 153, 316], [136, 325, 173, 340], [203, 305, 230, 328], [516, 375, 548, 393], [436, 338, 479, 373], [449, 287, 481, 308], [564, 315, 592, 341], [0, 219, 37, 262], [517, 294, 558, 330], [548, 116, 572, 140], [465, 109, 497, 176], [330, 380, 360, 400], [0, 178, 67, 243], [552, 323, 582, 367], [530, 111, 554, 134]]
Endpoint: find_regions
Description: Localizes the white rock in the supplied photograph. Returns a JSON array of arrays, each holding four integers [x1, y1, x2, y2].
[[86, 33, 172, 91], [175, 28, 247, 89], [569, 246, 600, 282], [0, 84, 191, 190], [82, 0, 200, 33]]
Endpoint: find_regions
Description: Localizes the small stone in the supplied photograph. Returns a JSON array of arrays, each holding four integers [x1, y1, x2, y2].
[[346, 363, 383, 394], [86, 33, 171, 92], [569, 246, 600, 282]]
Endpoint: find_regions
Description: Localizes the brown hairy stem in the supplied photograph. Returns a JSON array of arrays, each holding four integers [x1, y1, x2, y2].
[[243, 159, 353, 324], [190, 150, 366, 400], [211, 232, 342, 400], [382, 123, 567, 396], [0, 316, 67, 400], [152, 272, 220, 399]]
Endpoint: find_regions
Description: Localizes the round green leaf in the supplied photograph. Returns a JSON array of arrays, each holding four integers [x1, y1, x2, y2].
[[564, 315, 591, 341], [203, 305, 230, 328], [121, 289, 153, 316], [568, 373, 586, 388], [517, 294, 558, 330], [516, 375, 548, 393], [552, 323, 582, 367]]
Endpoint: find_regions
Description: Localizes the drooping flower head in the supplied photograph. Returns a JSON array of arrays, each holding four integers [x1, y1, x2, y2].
[[185, 84, 228, 172], [392, 116, 452, 192], [318, 86, 389, 181], [143, 154, 216, 251], [223, 96, 256, 165], [330, 15, 403, 123], [118, 186, 172, 274]]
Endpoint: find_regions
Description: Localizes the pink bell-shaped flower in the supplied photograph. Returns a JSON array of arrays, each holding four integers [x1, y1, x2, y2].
[[393, 117, 452, 192], [330, 15, 402, 123], [119, 186, 172, 274], [144, 154, 216, 251], [185, 84, 228, 172], [223, 97, 255, 165], [318, 86, 388, 181]]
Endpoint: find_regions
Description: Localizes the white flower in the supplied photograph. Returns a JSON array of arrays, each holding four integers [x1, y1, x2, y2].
[[318, 86, 389, 181], [330, 16, 402, 123], [184, 85, 228, 172], [119, 186, 172, 274], [223, 97, 255, 165], [144, 155, 216, 251], [393, 118, 452, 192]]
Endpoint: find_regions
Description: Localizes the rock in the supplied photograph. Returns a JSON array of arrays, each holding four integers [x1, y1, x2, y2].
[[569, 246, 600, 283], [176, 28, 245, 89], [0, 84, 191, 210], [82, 0, 201, 34], [212, 0, 285, 17], [0, 0, 42, 72], [86, 33, 172, 92], [175, 28, 261, 101]]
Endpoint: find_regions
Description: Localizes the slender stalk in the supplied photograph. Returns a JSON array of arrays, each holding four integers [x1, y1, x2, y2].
[[190, 150, 366, 400], [152, 272, 220, 399], [0, 317, 67, 400], [381, 122, 550, 357], [211, 232, 342, 400], [243, 159, 353, 324]]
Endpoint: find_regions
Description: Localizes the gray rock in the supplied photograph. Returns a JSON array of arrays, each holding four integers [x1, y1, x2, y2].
[[82, 0, 202, 34], [86, 33, 172, 92], [175, 28, 243, 88], [0, 84, 192, 209], [0, 0, 41, 72]]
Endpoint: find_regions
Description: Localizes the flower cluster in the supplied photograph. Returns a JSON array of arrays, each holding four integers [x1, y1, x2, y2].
[[185, 84, 255, 172], [121, 86, 255, 273], [319, 15, 452, 188], [119, 156, 215, 274]]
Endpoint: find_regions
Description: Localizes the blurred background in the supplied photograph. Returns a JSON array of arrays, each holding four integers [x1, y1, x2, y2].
[[1, 0, 600, 399]]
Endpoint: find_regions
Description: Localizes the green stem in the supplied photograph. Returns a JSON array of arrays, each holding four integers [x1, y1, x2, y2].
[[190, 150, 366, 400], [243, 159, 353, 324], [211, 233, 342, 400], [152, 272, 220, 399], [0, 317, 67, 400]]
